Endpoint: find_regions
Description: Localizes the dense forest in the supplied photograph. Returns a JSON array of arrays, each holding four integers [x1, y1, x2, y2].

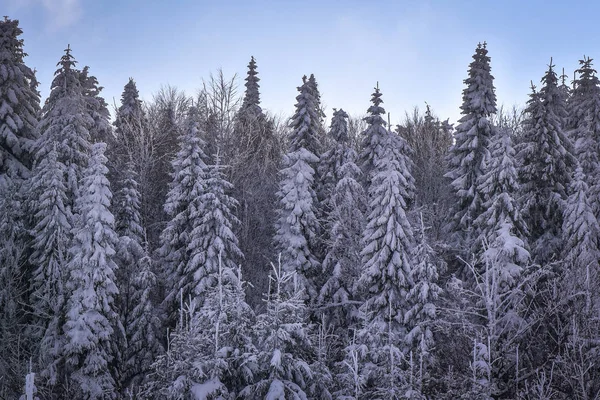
[[1, 16, 600, 400]]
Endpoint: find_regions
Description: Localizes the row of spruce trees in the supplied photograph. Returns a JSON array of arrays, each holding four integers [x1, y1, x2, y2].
[[1, 16, 600, 400]]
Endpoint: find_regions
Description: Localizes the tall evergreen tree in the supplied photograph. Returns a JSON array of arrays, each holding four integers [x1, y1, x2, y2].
[[566, 57, 600, 217], [474, 127, 528, 255], [445, 42, 497, 244], [34, 45, 92, 204], [158, 106, 208, 321], [357, 86, 416, 397], [188, 154, 243, 301], [0, 16, 40, 185], [28, 146, 72, 387], [273, 76, 321, 302], [113, 166, 161, 393], [318, 109, 366, 334], [63, 143, 120, 399], [517, 65, 576, 263], [231, 57, 281, 307], [404, 216, 443, 396]]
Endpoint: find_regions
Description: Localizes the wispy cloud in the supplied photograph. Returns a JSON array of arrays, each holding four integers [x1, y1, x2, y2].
[[7, 0, 83, 31], [40, 0, 83, 31]]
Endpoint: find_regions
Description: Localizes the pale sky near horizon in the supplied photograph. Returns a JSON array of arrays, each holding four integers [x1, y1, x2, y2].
[[4, 0, 600, 126]]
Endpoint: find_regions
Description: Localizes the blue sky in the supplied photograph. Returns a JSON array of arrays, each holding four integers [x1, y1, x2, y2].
[[5, 0, 600, 125]]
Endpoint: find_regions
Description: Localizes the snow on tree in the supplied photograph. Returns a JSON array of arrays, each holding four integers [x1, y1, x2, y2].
[[188, 153, 243, 301], [159, 105, 208, 322], [474, 127, 528, 256], [561, 166, 600, 311], [566, 57, 600, 217], [63, 142, 120, 399], [404, 215, 443, 395], [359, 87, 415, 330], [306, 73, 326, 151], [445, 42, 497, 244], [112, 165, 162, 393], [0, 16, 40, 186], [318, 108, 366, 335], [358, 84, 389, 188], [109, 78, 148, 186], [34, 45, 93, 205], [147, 258, 256, 399], [273, 77, 321, 302], [28, 145, 72, 386], [517, 64, 576, 264], [240, 259, 315, 399], [79, 66, 111, 144], [356, 85, 416, 397]]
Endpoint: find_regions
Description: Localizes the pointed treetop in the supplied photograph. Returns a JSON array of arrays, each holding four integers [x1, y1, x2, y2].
[[241, 55, 261, 113]]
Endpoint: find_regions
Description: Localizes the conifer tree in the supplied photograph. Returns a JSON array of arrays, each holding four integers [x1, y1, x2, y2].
[[231, 56, 281, 306], [113, 166, 161, 392], [517, 65, 576, 263], [357, 86, 416, 397], [318, 109, 366, 334], [566, 57, 600, 217], [63, 143, 120, 399], [445, 42, 497, 243], [159, 106, 208, 321], [28, 146, 72, 386], [474, 127, 528, 255], [561, 167, 600, 310], [0, 17, 40, 185], [274, 77, 321, 302], [35, 45, 92, 204], [358, 84, 389, 188], [404, 216, 443, 395], [188, 154, 243, 301]]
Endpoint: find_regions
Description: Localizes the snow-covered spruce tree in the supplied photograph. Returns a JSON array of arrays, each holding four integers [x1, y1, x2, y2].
[[63, 143, 120, 399], [474, 127, 528, 256], [79, 66, 111, 144], [34, 45, 92, 206], [318, 109, 366, 342], [273, 76, 321, 302], [0, 16, 40, 185], [517, 66, 576, 264], [404, 215, 443, 397], [158, 105, 208, 323], [231, 56, 281, 307], [445, 42, 497, 245], [566, 57, 600, 217], [240, 259, 317, 399], [356, 86, 416, 397], [188, 153, 243, 301], [28, 145, 72, 389], [113, 166, 162, 393], [561, 166, 600, 313]]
